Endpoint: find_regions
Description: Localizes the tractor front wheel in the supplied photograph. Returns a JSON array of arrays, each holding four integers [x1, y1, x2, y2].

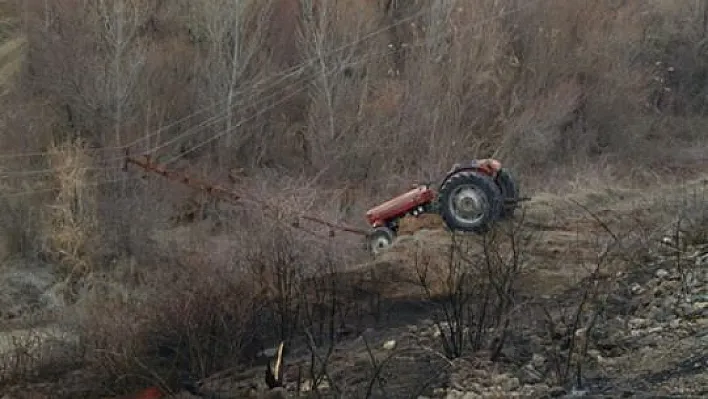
[[367, 226, 396, 256], [437, 170, 503, 233]]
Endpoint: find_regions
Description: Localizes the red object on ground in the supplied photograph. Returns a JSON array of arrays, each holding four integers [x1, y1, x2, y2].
[[365, 186, 436, 227]]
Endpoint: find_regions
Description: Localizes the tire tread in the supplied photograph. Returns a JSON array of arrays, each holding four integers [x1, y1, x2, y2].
[[437, 170, 502, 233]]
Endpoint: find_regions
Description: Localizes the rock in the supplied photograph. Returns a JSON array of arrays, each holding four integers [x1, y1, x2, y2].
[[653, 285, 666, 298], [662, 296, 678, 308], [678, 301, 708, 318], [629, 318, 649, 328], [656, 268, 670, 279], [531, 353, 547, 368], [490, 373, 508, 386], [670, 319, 681, 329], [521, 365, 543, 384], [472, 369, 490, 379], [631, 283, 644, 295], [299, 379, 329, 393], [526, 383, 550, 396], [466, 382, 483, 393], [646, 326, 663, 334], [382, 340, 396, 350], [684, 272, 697, 287], [503, 377, 521, 391], [445, 389, 465, 399]]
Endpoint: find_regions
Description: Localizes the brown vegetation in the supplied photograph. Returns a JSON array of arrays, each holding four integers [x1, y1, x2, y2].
[[2, 0, 708, 397]]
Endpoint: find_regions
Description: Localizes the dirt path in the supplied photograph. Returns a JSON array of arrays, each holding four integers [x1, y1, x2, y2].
[[332, 176, 708, 303]]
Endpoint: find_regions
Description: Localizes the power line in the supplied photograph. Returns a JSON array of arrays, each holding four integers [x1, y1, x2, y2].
[[0, 175, 145, 198], [1, 0, 544, 175], [0, 165, 123, 178], [164, 0, 544, 166], [0, 3, 441, 160]]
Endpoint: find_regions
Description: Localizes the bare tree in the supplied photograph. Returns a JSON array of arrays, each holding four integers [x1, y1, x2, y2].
[[414, 209, 535, 359], [21, 0, 153, 148], [94, 0, 149, 147], [296, 0, 390, 181], [187, 0, 274, 164]]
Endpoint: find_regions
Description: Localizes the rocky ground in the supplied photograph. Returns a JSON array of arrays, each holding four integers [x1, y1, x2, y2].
[[143, 236, 705, 399], [174, 230, 707, 399]]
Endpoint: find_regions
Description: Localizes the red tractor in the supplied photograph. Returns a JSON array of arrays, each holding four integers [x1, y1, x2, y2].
[[364, 159, 525, 255]]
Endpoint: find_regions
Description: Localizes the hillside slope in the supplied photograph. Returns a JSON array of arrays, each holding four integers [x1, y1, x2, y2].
[[3, 174, 707, 398], [2, 1, 708, 397]]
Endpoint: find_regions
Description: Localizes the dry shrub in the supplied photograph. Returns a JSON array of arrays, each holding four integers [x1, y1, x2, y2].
[[39, 139, 98, 283], [20, 0, 196, 149], [501, 78, 588, 171], [495, 1, 649, 174], [76, 258, 265, 395], [0, 194, 42, 260], [674, 187, 708, 246], [240, 215, 349, 342], [413, 209, 538, 359], [243, 224, 309, 346], [70, 211, 348, 395], [0, 324, 83, 391]]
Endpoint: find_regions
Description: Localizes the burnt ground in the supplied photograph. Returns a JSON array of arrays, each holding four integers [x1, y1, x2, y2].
[[2, 179, 708, 398], [161, 251, 706, 399]]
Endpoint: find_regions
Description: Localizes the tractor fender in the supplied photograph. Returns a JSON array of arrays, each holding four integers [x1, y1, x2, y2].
[[438, 159, 501, 190]]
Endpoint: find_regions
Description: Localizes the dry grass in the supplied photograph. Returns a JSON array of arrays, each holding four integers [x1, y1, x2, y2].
[[0, 36, 24, 87], [40, 139, 99, 281]]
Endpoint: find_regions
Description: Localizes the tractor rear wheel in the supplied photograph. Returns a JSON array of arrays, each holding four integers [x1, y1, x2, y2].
[[497, 168, 519, 219], [367, 226, 395, 255], [437, 170, 503, 233]]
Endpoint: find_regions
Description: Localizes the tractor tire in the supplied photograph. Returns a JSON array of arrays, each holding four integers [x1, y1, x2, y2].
[[437, 170, 503, 233], [367, 226, 395, 256], [496, 168, 519, 219]]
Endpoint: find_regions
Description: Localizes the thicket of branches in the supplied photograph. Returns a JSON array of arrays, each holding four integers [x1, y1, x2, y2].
[[1, 0, 707, 263], [5, 0, 708, 181]]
